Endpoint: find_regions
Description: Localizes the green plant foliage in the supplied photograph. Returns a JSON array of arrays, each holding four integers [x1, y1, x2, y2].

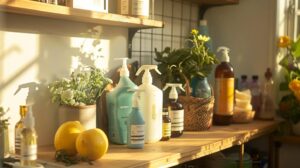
[[155, 29, 218, 86], [0, 107, 9, 129], [49, 66, 112, 106]]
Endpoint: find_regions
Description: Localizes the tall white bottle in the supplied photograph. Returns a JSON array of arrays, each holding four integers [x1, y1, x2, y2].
[[136, 65, 162, 143]]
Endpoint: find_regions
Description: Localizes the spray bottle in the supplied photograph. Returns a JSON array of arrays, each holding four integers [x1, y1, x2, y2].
[[106, 58, 137, 144], [20, 106, 38, 167], [127, 89, 145, 149], [136, 65, 162, 143], [214, 46, 235, 125], [163, 83, 185, 138]]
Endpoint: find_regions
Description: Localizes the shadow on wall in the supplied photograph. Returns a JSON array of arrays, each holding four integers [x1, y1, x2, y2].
[[0, 13, 109, 145]]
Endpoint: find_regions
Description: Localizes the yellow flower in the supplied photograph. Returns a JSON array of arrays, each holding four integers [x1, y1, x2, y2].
[[278, 36, 291, 48], [191, 29, 198, 35], [198, 35, 210, 42], [289, 79, 300, 102]]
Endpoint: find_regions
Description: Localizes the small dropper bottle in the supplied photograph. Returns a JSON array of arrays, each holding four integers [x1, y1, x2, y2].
[[15, 105, 28, 155], [20, 106, 38, 167]]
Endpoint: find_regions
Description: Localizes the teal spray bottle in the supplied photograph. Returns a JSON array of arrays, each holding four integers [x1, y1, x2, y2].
[[106, 58, 137, 144]]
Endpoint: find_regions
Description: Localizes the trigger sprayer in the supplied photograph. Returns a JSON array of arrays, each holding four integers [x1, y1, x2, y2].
[[114, 58, 129, 77], [136, 65, 161, 84], [14, 82, 39, 105], [217, 46, 230, 62], [163, 83, 185, 100]]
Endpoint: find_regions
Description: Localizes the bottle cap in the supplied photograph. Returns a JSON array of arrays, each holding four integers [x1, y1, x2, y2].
[[252, 75, 259, 81], [217, 46, 230, 62], [23, 105, 35, 128], [115, 58, 129, 77], [241, 75, 247, 80], [264, 68, 272, 80], [136, 65, 161, 84]]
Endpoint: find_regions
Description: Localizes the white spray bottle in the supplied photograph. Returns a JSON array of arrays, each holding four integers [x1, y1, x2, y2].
[[136, 65, 162, 143], [163, 83, 185, 137]]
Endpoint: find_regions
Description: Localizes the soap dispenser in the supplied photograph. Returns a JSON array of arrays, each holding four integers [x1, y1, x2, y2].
[[20, 106, 38, 167], [214, 46, 235, 125], [106, 58, 137, 144], [163, 83, 185, 138], [136, 65, 163, 143], [127, 89, 145, 149]]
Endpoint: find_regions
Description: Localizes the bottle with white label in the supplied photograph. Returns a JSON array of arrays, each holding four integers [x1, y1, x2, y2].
[[136, 65, 162, 143], [15, 105, 27, 155], [163, 83, 185, 138], [131, 0, 149, 18], [214, 46, 235, 125], [107, 58, 137, 144], [20, 106, 37, 167], [127, 89, 145, 149]]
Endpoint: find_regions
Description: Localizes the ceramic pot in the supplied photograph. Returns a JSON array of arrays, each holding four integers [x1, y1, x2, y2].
[[190, 76, 211, 98], [58, 104, 96, 129]]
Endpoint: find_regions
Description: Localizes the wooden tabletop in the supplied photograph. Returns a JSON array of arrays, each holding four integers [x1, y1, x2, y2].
[[38, 120, 279, 168]]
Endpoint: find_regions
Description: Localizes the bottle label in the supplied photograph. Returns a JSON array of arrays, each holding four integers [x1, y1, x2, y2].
[[215, 78, 234, 115], [21, 144, 37, 161], [132, 0, 149, 17], [170, 110, 184, 131], [162, 123, 171, 137], [120, 0, 129, 15], [15, 129, 21, 154], [130, 125, 144, 144]]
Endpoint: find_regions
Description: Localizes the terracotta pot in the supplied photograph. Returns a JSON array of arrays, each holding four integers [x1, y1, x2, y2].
[[58, 104, 96, 129]]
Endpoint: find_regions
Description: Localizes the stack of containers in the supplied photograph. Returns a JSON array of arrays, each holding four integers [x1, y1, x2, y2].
[[233, 90, 255, 123]]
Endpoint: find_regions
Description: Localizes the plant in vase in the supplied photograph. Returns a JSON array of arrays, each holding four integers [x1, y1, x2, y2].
[[277, 36, 300, 135], [49, 65, 112, 129], [155, 29, 218, 131], [155, 29, 218, 98]]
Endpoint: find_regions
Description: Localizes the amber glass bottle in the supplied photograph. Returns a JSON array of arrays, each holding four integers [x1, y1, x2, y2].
[[15, 105, 28, 155], [214, 47, 234, 125], [161, 107, 171, 141], [169, 98, 184, 137]]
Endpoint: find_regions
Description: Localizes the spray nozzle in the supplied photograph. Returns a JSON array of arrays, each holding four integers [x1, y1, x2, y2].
[[217, 46, 230, 62], [127, 88, 145, 107], [163, 83, 185, 100], [136, 65, 161, 84], [23, 105, 35, 128], [114, 58, 129, 77], [14, 82, 39, 105]]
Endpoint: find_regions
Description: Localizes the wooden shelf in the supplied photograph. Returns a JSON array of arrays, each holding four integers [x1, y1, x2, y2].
[[188, 0, 239, 5], [0, 0, 163, 28], [37, 121, 278, 168]]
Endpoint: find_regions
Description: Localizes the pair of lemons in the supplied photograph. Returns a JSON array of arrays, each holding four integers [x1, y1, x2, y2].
[[54, 121, 108, 161]]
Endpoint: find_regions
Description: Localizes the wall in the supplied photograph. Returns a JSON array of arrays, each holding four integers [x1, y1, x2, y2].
[[0, 1, 127, 148]]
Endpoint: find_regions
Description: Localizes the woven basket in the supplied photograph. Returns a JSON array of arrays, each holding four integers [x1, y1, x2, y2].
[[178, 79, 214, 131]]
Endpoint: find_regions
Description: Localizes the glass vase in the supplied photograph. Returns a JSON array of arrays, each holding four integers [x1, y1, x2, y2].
[[191, 76, 212, 98]]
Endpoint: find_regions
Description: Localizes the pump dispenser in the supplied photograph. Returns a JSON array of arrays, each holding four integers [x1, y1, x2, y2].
[[163, 83, 185, 137], [107, 58, 137, 144], [214, 46, 235, 125], [20, 106, 38, 167], [127, 89, 145, 149], [136, 65, 163, 143]]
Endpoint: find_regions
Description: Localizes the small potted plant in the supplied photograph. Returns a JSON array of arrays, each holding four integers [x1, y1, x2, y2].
[[277, 36, 300, 135], [155, 29, 218, 131], [49, 65, 112, 129]]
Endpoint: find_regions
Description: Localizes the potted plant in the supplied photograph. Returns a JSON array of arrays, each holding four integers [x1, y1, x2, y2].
[[49, 65, 112, 129], [155, 29, 218, 98], [277, 36, 300, 135], [155, 29, 218, 131]]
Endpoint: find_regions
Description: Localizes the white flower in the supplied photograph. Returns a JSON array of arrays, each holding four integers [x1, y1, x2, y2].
[[61, 89, 74, 102]]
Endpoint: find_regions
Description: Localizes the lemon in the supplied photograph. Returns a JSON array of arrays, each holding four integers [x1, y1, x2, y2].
[[54, 121, 85, 156], [76, 128, 109, 161]]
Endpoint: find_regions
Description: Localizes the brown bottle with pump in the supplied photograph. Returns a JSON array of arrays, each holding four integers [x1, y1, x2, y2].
[[214, 47, 235, 125]]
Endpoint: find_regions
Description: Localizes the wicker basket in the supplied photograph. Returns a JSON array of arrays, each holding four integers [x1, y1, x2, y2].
[[178, 80, 214, 131]]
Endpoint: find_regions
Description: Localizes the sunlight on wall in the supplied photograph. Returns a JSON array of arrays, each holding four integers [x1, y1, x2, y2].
[[70, 37, 110, 71]]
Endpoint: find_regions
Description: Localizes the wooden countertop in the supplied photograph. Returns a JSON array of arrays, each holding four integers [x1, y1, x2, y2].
[[38, 120, 279, 168]]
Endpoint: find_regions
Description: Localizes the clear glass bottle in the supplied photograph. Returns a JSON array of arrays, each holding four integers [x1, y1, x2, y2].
[[15, 105, 27, 155], [161, 107, 171, 141], [20, 106, 37, 167], [260, 68, 275, 120], [250, 75, 262, 118]]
